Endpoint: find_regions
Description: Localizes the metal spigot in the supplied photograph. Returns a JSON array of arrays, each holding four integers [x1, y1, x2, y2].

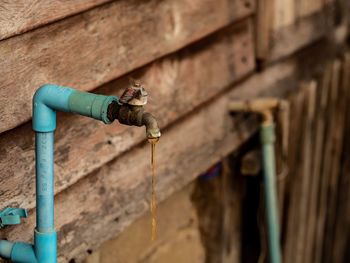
[[107, 80, 161, 139]]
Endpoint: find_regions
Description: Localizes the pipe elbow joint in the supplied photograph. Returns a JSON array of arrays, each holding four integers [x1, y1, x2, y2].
[[0, 230, 57, 263], [0, 241, 37, 263], [33, 84, 119, 132], [33, 84, 74, 132]]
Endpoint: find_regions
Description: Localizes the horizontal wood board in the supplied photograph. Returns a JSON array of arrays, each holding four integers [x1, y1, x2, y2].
[[0, 0, 112, 40]]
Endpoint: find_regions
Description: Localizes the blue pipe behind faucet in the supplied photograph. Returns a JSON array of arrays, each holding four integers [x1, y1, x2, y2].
[[0, 84, 119, 262]]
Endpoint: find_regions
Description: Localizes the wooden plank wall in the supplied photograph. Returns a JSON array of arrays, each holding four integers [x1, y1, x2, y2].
[[0, 0, 349, 262], [0, 0, 260, 261], [256, 0, 339, 63], [280, 52, 350, 263], [0, 19, 255, 213], [1, 54, 302, 261]]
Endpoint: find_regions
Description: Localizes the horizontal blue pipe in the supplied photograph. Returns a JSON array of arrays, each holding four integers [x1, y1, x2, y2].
[[33, 84, 118, 132], [33, 84, 73, 132], [0, 240, 14, 258]]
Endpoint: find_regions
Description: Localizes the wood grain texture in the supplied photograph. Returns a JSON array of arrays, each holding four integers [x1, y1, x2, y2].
[[322, 56, 348, 263], [283, 89, 306, 263], [256, 0, 334, 62], [267, 10, 328, 61], [296, 0, 323, 18], [331, 53, 350, 263], [294, 81, 317, 263], [282, 55, 349, 263], [302, 64, 331, 263], [256, 0, 274, 59], [0, 0, 112, 40], [273, 0, 295, 29], [0, 20, 255, 214], [0, 58, 296, 262], [313, 59, 342, 263], [0, 0, 255, 133]]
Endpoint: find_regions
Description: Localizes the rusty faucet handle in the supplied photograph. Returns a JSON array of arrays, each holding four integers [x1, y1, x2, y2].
[[119, 79, 148, 106]]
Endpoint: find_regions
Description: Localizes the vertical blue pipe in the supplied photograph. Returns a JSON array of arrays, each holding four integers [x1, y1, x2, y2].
[[261, 124, 282, 263], [0, 85, 118, 262], [35, 132, 54, 233]]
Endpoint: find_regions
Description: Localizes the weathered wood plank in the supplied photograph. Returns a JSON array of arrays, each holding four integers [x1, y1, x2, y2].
[[0, 20, 255, 212], [273, 0, 295, 29], [256, 0, 274, 59], [0, 55, 296, 262], [256, 0, 334, 62], [0, 0, 111, 40], [314, 59, 342, 263], [322, 55, 349, 263], [0, 0, 255, 133], [268, 10, 328, 61], [283, 89, 306, 263], [331, 53, 350, 263], [297, 0, 323, 18], [295, 81, 317, 263], [303, 63, 332, 263]]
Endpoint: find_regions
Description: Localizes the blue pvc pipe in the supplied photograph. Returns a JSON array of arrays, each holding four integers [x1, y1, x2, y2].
[[32, 84, 73, 132], [261, 124, 282, 263], [35, 132, 54, 233], [0, 85, 119, 263], [34, 230, 57, 263], [0, 240, 14, 258], [11, 242, 37, 263]]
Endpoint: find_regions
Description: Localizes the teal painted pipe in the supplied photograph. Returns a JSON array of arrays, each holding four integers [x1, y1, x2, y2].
[[35, 132, 54, 233], [0, 85, 119, 263], [32, 84, 117, 132], [0, 240, 14, 258], [260, 124, 282, 263]]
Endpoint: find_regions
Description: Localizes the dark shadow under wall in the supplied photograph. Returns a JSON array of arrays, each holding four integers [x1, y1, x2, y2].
[[191, 134, 263, 263]]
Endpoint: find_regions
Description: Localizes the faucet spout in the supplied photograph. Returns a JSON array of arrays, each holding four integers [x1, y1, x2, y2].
[[107, 102, 161, 139], [142, 112, 161, 139], [108, 79, 161, 139]]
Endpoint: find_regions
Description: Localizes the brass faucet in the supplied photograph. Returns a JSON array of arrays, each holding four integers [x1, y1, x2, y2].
[[107, 80, 161, 139]]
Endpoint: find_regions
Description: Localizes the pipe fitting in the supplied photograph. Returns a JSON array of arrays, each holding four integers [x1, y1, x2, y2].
[[142, 112, 161, 139], [0, 240, 15, 259], [33, 84, 118, 132], [117, 104, 144, 127], [107, 102, 161, 139]]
